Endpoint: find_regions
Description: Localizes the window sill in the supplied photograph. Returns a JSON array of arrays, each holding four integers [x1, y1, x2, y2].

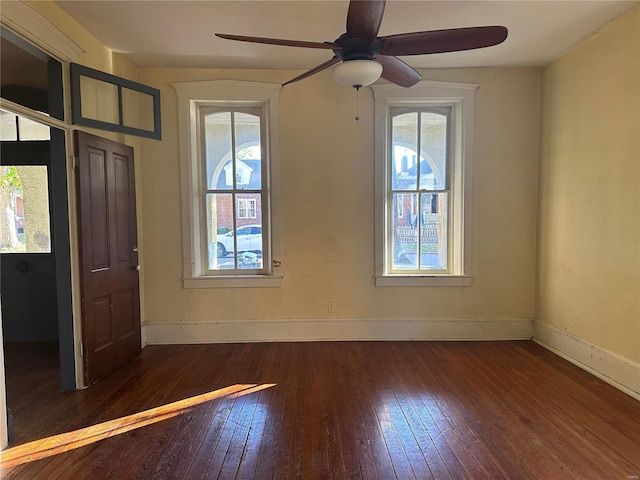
[[183, 275, 282, 289], [375, 275, 473, 287]]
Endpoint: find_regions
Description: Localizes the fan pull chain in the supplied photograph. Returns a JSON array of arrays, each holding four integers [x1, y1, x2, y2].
[[354, 86, 361, 121]]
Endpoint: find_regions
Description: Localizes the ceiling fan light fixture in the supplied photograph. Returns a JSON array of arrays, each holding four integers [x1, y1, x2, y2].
[[332, 60, 382, 88]]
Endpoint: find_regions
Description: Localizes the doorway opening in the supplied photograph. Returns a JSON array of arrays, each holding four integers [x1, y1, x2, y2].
[[0, 113, 74, 445], [1, 25, 75, 447]]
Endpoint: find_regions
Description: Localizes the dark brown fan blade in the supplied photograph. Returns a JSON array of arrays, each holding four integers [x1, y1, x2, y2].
[[282, 57, 341, 86], [346, 0, 386, 44], [380, 26, 508, 56], [375, 56, 422, 88], [216, 33, 339, 50]]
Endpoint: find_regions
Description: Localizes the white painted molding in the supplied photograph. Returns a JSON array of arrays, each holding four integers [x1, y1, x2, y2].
[[533, 319, 640, 400], [144, 317, 532, 345], [0, 0, 85, 61], [141, 322, 148, 349]]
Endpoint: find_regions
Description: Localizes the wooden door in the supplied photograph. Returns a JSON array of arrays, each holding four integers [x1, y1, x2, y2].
[[75, 131, 140, 385]]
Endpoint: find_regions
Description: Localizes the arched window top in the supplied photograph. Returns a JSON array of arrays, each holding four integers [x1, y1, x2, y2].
[[391, 106, 451, 191]]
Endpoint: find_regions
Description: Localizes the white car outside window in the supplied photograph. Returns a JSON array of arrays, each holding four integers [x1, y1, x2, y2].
[[215, 225, 262, 256]]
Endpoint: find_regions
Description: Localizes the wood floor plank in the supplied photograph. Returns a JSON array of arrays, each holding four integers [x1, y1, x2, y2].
[[328, 343, 376, 480], [385, 343, 457, 480], [482, 341, 640, 478], [371, 343, 435, 479], [403, 342, 510, 479], [234, 343, 279, 480], [253, 343, 298, 480], [310, 344, 332, 480], [193, 344, 263, 479], [143, 345, 239, 479], [446, 343, 574, 478], [349, 343, 405, 480], [319, 345, 348, 480], [432, 342, 545, 478], [2, 341, 639, 480], [226, 344, 280, 479], [464, 342, 601, 478]]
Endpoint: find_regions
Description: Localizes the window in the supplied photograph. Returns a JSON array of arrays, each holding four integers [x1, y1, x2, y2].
[[202, 108, 264, 272], [372, 81, 476, 287], [238, 198, 257, 219], [0, 165, 52, 254], [174, 81, 281, 287]]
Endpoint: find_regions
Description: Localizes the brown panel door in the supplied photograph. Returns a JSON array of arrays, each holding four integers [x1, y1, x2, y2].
[[75, 131, 141, 385]]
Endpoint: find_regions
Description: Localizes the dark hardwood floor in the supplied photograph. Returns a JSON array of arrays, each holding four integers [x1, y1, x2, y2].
[[1, 341, 639, 479]]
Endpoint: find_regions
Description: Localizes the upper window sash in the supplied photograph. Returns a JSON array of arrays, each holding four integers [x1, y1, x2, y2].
[[372, 81, 477, 287]]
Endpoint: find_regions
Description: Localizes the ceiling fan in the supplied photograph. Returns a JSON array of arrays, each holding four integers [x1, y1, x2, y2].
[[216, 0, 508, 89]]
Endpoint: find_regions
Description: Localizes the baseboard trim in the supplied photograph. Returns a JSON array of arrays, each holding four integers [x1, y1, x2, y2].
[[142, 317, 532, 346], [532, 319, 640, 400]]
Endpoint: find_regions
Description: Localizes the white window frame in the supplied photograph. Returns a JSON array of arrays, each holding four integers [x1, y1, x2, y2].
[[372, 80, 476, 287], [174, 80, 282, 288]]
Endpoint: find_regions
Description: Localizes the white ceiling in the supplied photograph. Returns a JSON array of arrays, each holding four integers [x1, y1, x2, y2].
[[55, 0, 638, 70]]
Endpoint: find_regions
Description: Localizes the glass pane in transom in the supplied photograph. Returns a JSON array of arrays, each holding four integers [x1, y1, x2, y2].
[[17, 116, 50, 140], [0, 110, 17, 140]]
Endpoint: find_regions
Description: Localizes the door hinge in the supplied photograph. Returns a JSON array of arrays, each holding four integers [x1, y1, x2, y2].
[[79, 340, 85, 358], [70, 155, 79, 170]]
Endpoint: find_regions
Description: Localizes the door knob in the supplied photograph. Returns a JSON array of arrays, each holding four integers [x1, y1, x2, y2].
[[132, 265, 141, 271]]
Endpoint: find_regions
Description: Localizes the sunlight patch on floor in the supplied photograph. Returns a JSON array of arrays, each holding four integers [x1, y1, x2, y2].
[[0, 383, 276, 472]]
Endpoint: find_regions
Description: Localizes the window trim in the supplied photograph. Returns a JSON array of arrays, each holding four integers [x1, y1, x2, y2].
[[174, 80, 281, 288], [372, 80, 477, 287]]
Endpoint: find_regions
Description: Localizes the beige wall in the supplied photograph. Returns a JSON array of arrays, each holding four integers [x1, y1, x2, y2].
[[138, 67, 540, 324], [537, 6, 640, 362]]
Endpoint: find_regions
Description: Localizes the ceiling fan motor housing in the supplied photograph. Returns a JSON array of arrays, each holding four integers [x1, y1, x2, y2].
[[333, 33, 383, 61]]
